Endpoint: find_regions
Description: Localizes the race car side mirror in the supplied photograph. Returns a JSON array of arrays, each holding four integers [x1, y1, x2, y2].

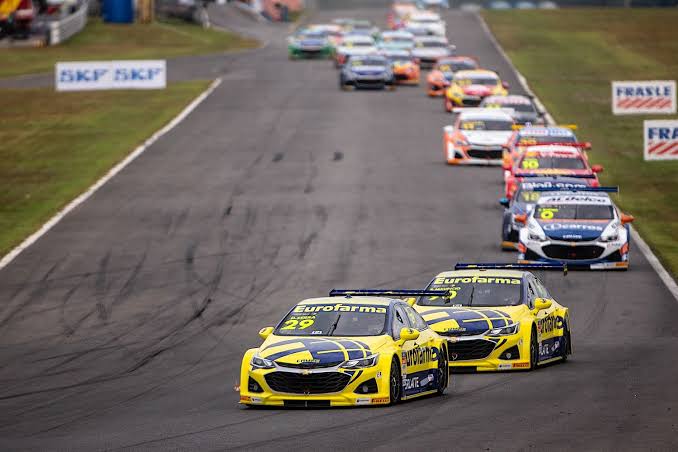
[[583, 142, 592, 150], [514, 213, 527, 224], [397, 327, 420, 345], [621, 213, 635, 225], [258, 327, 274, 340], [591, 164, 604, 173], [502, 81, 510, 90], [499, 197, 510, 208], [405, 297, 417, 306], [533, 298, 552, 312]]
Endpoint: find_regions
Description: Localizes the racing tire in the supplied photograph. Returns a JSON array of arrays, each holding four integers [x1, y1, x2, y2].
[[389, 357, 402, 405], [436, 345, 448, 396], [560, 322, 571, 362], [529, 328, 539, 370], [444, 99, 453, 113]]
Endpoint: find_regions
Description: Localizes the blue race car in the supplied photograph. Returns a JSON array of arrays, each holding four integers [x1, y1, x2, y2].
[[340, 55, 396, 90]]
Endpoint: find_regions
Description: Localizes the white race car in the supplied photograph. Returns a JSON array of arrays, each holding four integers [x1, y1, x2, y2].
[[443, 108, 515, 165], [334, 34, 378, 67], [405, 11, 446, 37], [517, 187, 634, 270], [411, 35, 454, 68]]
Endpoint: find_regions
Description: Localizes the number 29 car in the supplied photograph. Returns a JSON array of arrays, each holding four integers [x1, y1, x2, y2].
[[239, 294, 449, 408], [411, 264, 572, 372]]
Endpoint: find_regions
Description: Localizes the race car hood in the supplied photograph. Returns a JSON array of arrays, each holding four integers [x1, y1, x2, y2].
[[537, 219, 609, 241], [415, 305, 525, 335], [338, 46, 376, 56], [350, 65, 387, 75], [462, 84, 492, 97], [512, 111, 539, 123], [297, 38, 327, 48], [258, 334, 389, 367], [462, 130, 513, 146], [411, 48, 449, 58], [392, 62, 415, 72]]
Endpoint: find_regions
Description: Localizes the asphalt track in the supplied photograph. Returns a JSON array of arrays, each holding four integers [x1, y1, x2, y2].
[[1, 4, 678, 451]]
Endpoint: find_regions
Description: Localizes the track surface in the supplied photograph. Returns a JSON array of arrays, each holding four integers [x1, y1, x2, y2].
[[1, 5, 677, 451]]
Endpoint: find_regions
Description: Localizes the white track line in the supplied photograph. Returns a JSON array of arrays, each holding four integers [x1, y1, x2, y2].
[[0, 77, 223, 271], [476, 13, 678, 302]]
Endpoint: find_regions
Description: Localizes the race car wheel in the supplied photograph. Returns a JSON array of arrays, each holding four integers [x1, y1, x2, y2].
[[389, 357, 402, 405], [436, 346, 448, 395], [561, 322, 571, 362], [529, 328, 539, 370], [444, 99, 453, 112]]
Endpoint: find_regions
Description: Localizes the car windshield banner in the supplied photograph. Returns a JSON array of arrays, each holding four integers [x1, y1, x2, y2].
[[612, 80, 676, 115], [644, 120, 678, 161], [56, 60, 166, 91]]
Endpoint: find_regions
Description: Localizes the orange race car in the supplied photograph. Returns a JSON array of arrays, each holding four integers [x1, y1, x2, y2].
[[426, 56, 479, 96], [384, 51, 421, 85]]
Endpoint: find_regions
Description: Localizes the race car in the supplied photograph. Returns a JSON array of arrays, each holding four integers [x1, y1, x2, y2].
[[499, 177, 591, 250], [504, 145, 602, 199], [444, 69, 509, 110], [239, 293, 449, 407], [334, 34, 378, 68], [502, 125, 587, 180], [387, 2, 419, 30], [403, 10, 446, 36], [377, 30, 415, 52], [287, 29, 334, 60], [426, 56, 480, 96], [516, 187, 634, 270], [340, 55, 396, 90], [411, 35, 455, 68], [412, 263, 572, 371], [417, 0, 450, 8], [332, 18, 379, 36], [383, 50, 421, 85], [479, 94, 542, 125], [443, 108, 515, 165]]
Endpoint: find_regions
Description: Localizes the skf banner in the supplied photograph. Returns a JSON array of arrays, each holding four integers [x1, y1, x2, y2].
[[644, 120, 678, 161], [56, 60, 166, 91], [612, 81, 676, 115]]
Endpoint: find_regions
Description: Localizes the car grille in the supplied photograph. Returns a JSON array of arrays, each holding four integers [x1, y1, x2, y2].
[[462, 97, 482, 106], [467, 149, 503, 160], [447, 339, 496, 361], [542, 244, 605, 260], [265, 371, 351, 394], [283, 400, 331, 408], [395, 73, 410, 80], [275, 361, 342, 369], [438, 329, 486, 337]]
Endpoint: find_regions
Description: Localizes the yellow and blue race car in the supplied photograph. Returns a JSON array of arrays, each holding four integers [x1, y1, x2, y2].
[[239, 292, 449, 408], [412, 263, 571, 371]]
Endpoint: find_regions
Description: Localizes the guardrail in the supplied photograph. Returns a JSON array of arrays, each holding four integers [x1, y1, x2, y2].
[[49, 0, 88, 45]]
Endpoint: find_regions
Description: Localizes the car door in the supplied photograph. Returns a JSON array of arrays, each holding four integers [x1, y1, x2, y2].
[[392, 305, 423, 397], [403, 305, 438, 395], [528, 276, 558, 360]]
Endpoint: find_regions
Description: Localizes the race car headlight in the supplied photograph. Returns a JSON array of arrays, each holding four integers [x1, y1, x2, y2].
[[341, 354, 379, 369], [455, 138, 469, 147], [528, 231, 547, 242], [488, 322, 520, 336], [600, 222, 619, 242], [250, 355, 275, 369]]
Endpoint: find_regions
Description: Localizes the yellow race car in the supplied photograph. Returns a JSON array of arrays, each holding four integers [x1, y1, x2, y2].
[[239, 292, 449, 408], [412, 263, 571, 371], [444, 69, 509, 112]]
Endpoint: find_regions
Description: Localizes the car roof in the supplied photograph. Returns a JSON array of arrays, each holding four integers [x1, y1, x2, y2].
[[518, 126, 575, 136], [537, 192, 613, 206], [523, 145, 582, 156], [381, 30, 414, 38], [433, 269, 527, 279], [298, 297, 394, 307], [459, 108, 514, 121], [484, 95, 531, 104]]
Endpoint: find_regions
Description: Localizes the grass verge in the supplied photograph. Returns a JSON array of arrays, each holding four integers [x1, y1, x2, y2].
[[0, 18, 259, 78], [0, 81, 210, 258], [484, 8, 678, 277]]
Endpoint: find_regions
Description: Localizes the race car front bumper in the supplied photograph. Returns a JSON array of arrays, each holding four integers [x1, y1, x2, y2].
[[441, 334, 530, 372], [518, 238, 630, 270], [445, 141, 503, 165], [240, 363, 391, 407], [289, 47, 333, 59]]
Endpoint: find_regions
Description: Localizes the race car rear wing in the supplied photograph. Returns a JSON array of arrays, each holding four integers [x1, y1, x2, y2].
[[512, 124, 578, 130], [517, 173, 597, 179], [452, 107, 515, 115], [455, 262, 568, 274], [519, 141, 591, 149], [531, 186, 618, 193], [329, 289, 448, 298]]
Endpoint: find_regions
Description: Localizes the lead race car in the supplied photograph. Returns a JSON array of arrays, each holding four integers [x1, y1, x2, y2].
[[239, 293, 449, 407], [517, 187, 634, 270], [411, 263, 571, 372]]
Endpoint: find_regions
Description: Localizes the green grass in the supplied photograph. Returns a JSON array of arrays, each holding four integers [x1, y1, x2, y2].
[[0, 19, 259, 78], [484, 8, 678, 277], [0, 81, 210, 257]]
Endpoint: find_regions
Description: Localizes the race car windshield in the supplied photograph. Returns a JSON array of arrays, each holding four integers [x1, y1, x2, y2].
[[351, 58, 386, 67], [497, 102, 535, 112], [418, 276, 523, 307], [412, 18, 439, 23], [389, 57, 413, 65], [457, 77, 498, 86], [299, 31, 326, 39], [520, 156, 586, 170], [519, 134, 577, 144], [275, 304, 387, 337], [535, 204, 615, 220], [418, 41, 447, 48], [460, 120, 513, 131], [448, 61, 478, 71], [346, 41, 374, 47]]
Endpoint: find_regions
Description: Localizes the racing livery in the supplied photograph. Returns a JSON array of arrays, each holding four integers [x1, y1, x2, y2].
[[334, 34, 377, 67], [443, 108, 515, 165], [287, 29, 334, 60], [444, 69, 509, 110], [504, 145, 602, 199], [382, 50, 421, 85], [479, 94, 542, 125], [340, 55, 396, 90], [239, 295, 449, 407], [500, 177, 590, 250], [426, 56, 480, 96], [377, 30, 415, 52], [411, 35, 454, 68], [413, 264, 572, 371], [517, 188, 634, 270], [403, 10, 446, 36]]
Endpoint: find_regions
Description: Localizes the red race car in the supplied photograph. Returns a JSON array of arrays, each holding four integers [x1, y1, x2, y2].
[[504, 145, 602, 199]]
